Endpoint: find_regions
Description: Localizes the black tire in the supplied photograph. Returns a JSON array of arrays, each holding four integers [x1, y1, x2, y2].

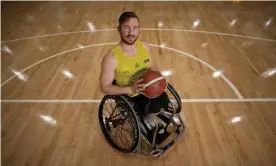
[[166, 83, 182, 114], [98, 95, 140, 153]]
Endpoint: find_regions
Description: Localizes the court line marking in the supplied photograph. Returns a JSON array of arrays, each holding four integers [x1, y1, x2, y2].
[[1, 42, 243, 99], [1, 98, 276, 103], [1, 28, 275, 44]]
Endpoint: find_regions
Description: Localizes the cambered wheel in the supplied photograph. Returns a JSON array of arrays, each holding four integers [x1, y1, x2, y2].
[[98, 95, 140, 153]]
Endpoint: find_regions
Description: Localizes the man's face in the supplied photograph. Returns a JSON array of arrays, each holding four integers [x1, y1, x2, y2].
[[119, 17, 140, 45]]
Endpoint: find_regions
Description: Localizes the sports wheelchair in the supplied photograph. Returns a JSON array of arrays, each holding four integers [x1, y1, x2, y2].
[[98, 83, 185, 157]]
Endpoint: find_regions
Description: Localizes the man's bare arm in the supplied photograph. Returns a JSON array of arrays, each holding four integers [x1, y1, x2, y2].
[[99, 51, 132, 95]]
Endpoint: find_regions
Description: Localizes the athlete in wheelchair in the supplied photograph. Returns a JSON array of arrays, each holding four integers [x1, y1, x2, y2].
[[98, 12, 185, 157]]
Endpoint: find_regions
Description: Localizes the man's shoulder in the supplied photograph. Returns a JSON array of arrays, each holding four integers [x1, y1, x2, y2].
[[106, 43, 121, 57], [102, 50, 116, 64]]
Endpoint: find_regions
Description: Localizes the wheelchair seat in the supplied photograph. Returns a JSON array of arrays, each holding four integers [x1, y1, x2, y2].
[[98, 83, 185, 157]]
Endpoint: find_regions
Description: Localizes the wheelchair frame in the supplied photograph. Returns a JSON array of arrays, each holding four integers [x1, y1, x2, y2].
[[98, 83, 185, 157]]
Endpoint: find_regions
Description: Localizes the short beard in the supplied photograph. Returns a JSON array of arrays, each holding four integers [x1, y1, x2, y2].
[[120, 33, 138, 45]]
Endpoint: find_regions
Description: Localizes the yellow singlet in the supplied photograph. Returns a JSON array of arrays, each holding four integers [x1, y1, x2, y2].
[[110, 40, 151, 97]]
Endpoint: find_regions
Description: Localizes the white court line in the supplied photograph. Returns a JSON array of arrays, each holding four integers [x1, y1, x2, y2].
[[1, 29, 103, 43], [1, 28, 275, 43], [1, 42, 243, 99], [1, 99, 102, 103], [143, 28, 276, 42], [181, 98, 276, 102], [1, 98, 276, 103]]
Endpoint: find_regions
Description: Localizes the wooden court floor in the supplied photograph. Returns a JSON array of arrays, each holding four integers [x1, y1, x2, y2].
[[1, 1, 276, 166]]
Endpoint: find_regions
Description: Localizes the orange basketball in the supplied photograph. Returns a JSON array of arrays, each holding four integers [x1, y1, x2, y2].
[[140, 71, 167, 98]]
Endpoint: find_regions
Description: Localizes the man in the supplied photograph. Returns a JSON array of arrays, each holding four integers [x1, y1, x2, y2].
[[100, 12, 170, 143]]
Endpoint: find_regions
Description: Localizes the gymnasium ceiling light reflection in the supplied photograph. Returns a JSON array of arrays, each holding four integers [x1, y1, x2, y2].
[[39, 114, 57, 126], [230, 18, 238, 27], [201, 42, 208, 48], [11, 69, 28, 81], [1, 45, 13, 55], [62, 69, 74, 79], [77, 44, 84, 49], [88, 22, 96, 32], [212, 70, 223, 78], [158, 21, 164, 28], [262, 68, 276, 78], [161, 70, 172, 77], [192, 19, 200, 29], [230, 116, 243, 124], [264, 18, 273, 28]]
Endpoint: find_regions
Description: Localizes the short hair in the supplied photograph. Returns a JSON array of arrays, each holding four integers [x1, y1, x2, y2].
[[118, 11, 139, 27]]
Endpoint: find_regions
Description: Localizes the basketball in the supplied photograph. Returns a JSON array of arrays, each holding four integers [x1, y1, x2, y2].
[[140, 71, 167, 98]]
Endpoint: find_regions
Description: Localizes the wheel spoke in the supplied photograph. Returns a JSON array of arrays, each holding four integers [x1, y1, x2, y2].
[[121, 125, 132, 148]]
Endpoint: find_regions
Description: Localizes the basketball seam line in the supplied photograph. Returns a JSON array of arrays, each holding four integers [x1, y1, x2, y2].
[[143, 76, 165, 88]]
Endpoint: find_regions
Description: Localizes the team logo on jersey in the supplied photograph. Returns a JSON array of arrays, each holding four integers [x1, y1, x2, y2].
[[144, 59, 149, 63], [124, 70, 129, 74]]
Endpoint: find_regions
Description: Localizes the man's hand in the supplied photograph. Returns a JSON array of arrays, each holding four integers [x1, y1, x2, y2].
[[130, 79, 145, 94]]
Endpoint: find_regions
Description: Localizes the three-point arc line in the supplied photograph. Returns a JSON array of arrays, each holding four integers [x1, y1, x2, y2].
[[1, 28, 276, 102], [1, 42, 243, 99]]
